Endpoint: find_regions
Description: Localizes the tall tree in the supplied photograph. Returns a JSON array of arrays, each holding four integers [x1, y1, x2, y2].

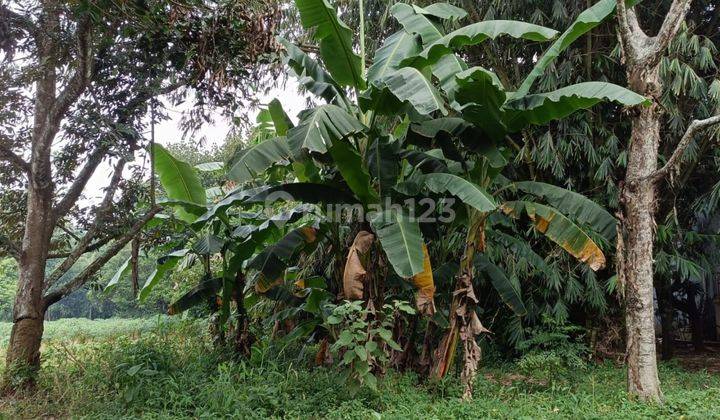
[[0, 0, 279, 391], [615, 0, 720, 402]]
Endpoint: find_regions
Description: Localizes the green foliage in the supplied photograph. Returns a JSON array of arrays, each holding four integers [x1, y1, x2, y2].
[[0, 258, 17, 321], [370, 209, 425, 278], [295, 0, 365, 89], [503, 82, 650, 131], [325, 300, 415, 392], [412, 20, 559, 67], [153, 144, 207, 223], [227, 138, 292, 184], [514, 0, 619, 97], [2, 320, 720, 418], [516, 315, 590, 383]]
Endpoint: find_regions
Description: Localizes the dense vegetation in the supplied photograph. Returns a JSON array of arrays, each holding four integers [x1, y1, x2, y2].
[[1, 0, 719, 416], [2, 319, 719, 418]]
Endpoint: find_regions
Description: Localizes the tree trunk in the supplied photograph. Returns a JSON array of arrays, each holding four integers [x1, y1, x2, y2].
[[130, 238, 140, 298], [620, 64, 663, 403], [3, 0, 59, 392], [4, 183, 53, 390]]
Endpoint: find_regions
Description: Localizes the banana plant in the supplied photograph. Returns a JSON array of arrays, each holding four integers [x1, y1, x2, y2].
[[134, 139, 330, 355], [187, 0, 643, 396], [383, 0, 647, 397], [226, 0, 579, 315]]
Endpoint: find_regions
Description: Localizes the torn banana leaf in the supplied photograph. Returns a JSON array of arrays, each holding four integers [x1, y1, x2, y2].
[[501, 201, 606, 271]]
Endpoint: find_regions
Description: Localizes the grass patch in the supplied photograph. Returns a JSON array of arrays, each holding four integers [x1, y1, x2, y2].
[[0, 317, 166, 347], [1, 318, 719, 419]]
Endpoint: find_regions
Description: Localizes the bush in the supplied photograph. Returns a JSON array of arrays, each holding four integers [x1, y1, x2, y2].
[[2, 317, 720, 419], [515, 315, 589, 383]]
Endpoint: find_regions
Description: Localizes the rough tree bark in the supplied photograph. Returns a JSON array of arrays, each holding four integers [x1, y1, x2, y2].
[[4, 0, 63, 387], [615, 0, 720, 402], [1, 2, 160, 391]]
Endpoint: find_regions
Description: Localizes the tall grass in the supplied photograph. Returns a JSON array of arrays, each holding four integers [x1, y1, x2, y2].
[[1, 318, 719, 418], [0, 317, 168, 347]]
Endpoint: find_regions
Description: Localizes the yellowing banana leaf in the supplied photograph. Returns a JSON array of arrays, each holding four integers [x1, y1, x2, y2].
[[410, 244, 436, 316], [502, 201, 606, 271]]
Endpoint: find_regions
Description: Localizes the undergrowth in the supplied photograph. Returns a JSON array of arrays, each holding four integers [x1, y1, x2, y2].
[[0, 318, 719, 419]]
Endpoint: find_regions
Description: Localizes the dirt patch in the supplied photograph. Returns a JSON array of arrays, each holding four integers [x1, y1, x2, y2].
[[672, 343, 720, 374]]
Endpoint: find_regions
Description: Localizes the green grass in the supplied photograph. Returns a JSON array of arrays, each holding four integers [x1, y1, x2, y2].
[[1, 318, 719, 419], [0, 317, 165, 347]]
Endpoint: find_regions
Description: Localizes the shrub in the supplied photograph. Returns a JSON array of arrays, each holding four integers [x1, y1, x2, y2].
[[516, 315, 589, 383]]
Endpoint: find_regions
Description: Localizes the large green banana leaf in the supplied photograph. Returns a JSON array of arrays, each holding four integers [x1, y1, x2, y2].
[[514, 0, 619, 97], [423, 173, 497, 212], [195, 162, 224, 172], [245, 183, 360, 205], [266, 94, 320, 182], [411, 3, 467, 21], [104, 256, 131, 294], [391, 3, 444, 44], [279, 38, 342, 104], [453, 66, 507, 141], [513, 181, 617, 242], [474, 254, 527, 316], [152, 144, 206, 223], [193, 233, 224, 255], [228, 137, 291, 183], [367, 30, 421, 85], [295, 0, 365, 89], [364, 67, 447, 116], [410, 21, 558, 67], [390, 3, 466, 98], [287, 104, 365, 155], [503, 82, 650, 131], [502, 201, 606, 271], [371, 209, 425, 278], [168, 277, 223, 315], [227, 137, 292, 184], [407, 117, 472, 142], [249, 225, 325, 292], [139, 249, 189, 301], [367, 137, 401, 196], [328, 140, 379, 205], [401, 149, 450, 174], [268, 99, 294, 136], [192, 186, 269, 228]]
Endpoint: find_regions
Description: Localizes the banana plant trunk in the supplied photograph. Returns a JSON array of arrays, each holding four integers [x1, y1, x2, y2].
[[234, 271, 253, 358], [432, 212, 487, 399]]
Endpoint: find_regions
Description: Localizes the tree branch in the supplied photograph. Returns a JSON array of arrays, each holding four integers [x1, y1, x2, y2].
[[48, 16, 94, 129], [650, 115, 720, 183], [51, 145, 108, 222], [616, 0, 655, 63], [43, 206, 161, 308], [0, 233, 21, 260], [653, 0, 692, 57], [0, 137, 30, 174], [47, 236, 111, 259], [0, 4, 36, 35], [615, 0, 636, 58], [45, 158, 126, 290]]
